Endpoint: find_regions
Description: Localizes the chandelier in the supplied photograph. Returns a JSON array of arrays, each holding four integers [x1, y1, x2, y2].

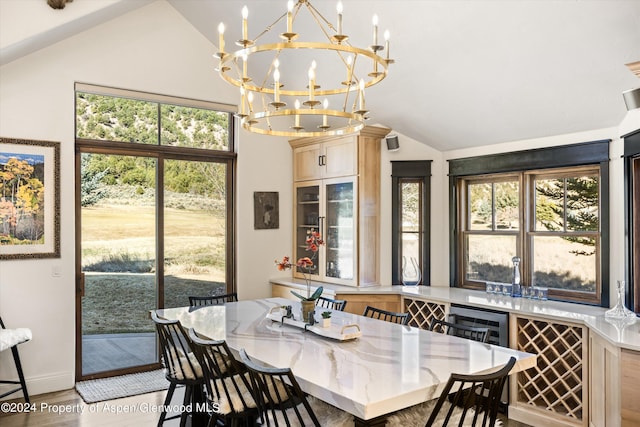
[[215, 0, 394, 137]]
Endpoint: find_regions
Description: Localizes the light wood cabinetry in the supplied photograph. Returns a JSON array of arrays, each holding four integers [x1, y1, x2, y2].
[[290, 126, 390, 287], [403, 297, 449, 329], [621, 349, 640, 426], [292, 137, 357, 181], [589, 333, 621, 427], [335, 293, 401, 316], [510, 314, 588, 427]]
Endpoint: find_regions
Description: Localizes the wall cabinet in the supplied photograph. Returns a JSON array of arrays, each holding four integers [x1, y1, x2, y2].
[[290, 126, 390, 287]]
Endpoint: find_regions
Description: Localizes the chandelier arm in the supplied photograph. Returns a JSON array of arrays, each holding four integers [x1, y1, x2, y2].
[[304, 2, 338, 42], [252, 12, 287, 44]]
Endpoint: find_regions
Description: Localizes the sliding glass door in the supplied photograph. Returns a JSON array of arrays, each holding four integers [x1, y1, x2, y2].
[[80, 153, 158, 376], [75, 85, 235, 379]]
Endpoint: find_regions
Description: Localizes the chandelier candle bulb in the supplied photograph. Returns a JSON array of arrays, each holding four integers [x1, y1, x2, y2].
[[240, 86, 246, 115], [308, 66, 315, 101], [359, 78, 365, 111], [274, 69, 280, 102], [287, 0, 293, 33], [247, 91, 254, 112], [372, 14, 379, 46], [242, 6, 248, 41], [218, 23, 225, 53], [337, 1, 343, 35], [294, 100, 301, 127], [323, 99, 328, 127], [384, 30, 390, 59], [345, 55, 353, 85]]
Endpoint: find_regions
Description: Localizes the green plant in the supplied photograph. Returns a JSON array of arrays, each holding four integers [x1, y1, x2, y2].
[[321, 311, 332, 319]]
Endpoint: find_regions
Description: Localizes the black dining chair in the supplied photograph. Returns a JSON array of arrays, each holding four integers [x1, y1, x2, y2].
[[239, 348, 353, 427], [151, 311, 205, 427], [363, 305, 409, 325], [386, 357, 516, 427], [0, 316, 31, 404], [315, 296, 347, 311], [188, 329, 259, 427], [189, 292, 238, 307], [429, 318, 491, 343]]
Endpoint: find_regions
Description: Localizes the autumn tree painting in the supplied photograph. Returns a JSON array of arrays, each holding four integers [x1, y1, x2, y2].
[[0, 153, 46, 244]]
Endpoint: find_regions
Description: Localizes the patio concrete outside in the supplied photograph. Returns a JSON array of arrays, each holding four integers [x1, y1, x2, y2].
[[82, 332, 157, 375]]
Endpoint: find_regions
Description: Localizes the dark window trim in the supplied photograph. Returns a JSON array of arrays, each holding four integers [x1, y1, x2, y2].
[[391, 160, 432, 285], [623, 129, 640, 313], [448, 140, 610, 306]]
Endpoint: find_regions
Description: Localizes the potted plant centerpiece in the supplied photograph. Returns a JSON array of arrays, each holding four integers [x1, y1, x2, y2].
[[321, 311, 332, 328], [275, 229, 324, 321]]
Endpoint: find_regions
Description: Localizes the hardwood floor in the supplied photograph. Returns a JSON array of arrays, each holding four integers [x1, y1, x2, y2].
[[0, 389, 180, 427], [0, 389, 532, 426]]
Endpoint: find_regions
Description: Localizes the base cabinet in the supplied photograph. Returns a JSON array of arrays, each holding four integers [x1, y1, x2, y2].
[[589, 333, 621, 427], [621, 349, 640, 426], [335, 293, 401, 316], [509, 314, 588, 427]]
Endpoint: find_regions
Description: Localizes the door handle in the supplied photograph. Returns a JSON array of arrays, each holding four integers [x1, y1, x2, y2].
[[77, 272, 85, 297]]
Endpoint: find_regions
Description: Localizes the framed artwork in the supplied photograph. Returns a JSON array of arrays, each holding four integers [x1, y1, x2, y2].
[[0, 137, 61, 259], [254, 191, 279, 230]]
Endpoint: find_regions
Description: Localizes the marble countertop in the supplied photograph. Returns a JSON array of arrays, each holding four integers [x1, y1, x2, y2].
[[156, 298, 536, 420], [270, 278, 640, 352]]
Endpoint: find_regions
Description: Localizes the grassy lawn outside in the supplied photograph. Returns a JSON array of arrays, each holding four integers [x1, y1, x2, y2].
[[82, 273, 225, 334], [81, 194, 227, 335]]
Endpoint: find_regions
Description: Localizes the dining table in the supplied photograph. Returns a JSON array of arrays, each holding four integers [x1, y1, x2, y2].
[[154, 297, 537, 426]]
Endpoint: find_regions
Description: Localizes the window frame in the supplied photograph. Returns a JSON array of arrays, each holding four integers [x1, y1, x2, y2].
[[391, 161, 431, 285], [449, 140, 610, 306], [623, 130, 640, 313]]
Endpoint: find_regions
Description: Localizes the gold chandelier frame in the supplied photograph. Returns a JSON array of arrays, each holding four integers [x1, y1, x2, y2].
[[215, 0, 394, 137]]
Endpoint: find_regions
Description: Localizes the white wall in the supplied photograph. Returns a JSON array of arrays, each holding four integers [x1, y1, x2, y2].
[[0, 0, 291, 396]]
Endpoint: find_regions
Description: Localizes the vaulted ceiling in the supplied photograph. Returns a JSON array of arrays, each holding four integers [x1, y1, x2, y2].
[[1, 0, 639, 150]]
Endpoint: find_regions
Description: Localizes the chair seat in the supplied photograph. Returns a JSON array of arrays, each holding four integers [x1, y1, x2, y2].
[[214, 372, 257, 414], [165, 349, 203, 381], [267, 396, 354, 427], [0, 328, 32, 352]]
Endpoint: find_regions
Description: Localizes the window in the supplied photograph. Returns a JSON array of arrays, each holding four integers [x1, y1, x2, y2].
[[449, 141, 610, 306], [391, 161, 431, 285], [624, 130, 640, 313]]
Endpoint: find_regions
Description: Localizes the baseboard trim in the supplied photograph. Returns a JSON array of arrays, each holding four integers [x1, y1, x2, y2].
[[0, 371, 74, 401]]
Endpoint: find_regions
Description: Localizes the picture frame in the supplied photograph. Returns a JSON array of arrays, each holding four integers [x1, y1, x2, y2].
[[0, 137, 61, 259], [254, 191, 279, 230]]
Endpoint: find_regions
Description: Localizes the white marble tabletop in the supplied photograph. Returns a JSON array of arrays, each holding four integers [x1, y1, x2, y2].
[[156, 298, 537, 421]]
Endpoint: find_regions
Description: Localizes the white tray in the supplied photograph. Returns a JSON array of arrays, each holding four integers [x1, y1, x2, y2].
[[266, 307, 362, 341]]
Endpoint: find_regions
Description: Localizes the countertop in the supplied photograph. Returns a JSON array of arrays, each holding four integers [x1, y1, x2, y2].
[[270, 278, 640, 351]]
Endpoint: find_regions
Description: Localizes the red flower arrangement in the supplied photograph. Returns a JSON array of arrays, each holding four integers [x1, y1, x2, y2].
[[275, 229, 324, 301]]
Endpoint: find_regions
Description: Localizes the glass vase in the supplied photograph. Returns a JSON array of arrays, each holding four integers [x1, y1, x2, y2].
[[605, 280, 636, 319], [402, 256, 421, 286]]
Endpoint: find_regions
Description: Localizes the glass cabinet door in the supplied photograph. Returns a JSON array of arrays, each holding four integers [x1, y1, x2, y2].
[[325, 179, 355, 281], [295, 184, 321, 279]]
